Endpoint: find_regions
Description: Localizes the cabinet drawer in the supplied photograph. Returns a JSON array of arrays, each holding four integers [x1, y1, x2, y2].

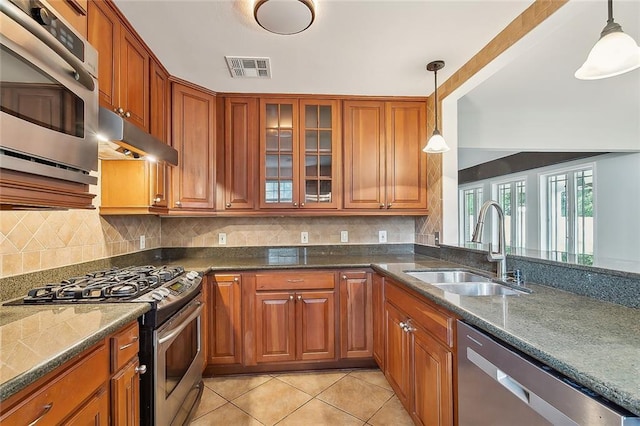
[[385, 281, 454, 347], [255, 271, 335, 290], [0, 342, 109, 426], [111, 321, 140, 372]]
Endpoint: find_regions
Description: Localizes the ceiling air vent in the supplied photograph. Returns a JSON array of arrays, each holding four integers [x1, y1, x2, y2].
[[225, 56, 271, 78]]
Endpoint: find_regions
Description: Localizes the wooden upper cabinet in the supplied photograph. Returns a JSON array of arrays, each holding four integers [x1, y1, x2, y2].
[[88, 0, 149, 131], [343, 100, 427, 211], [343, 101, 385, 209], [49, 0, 88, 38], [259, 98, 340, 210], [224, 97, 258, 210], [171, 82, 216, 210], [149, 60, 171, 207], [385, 102, 427, 209]]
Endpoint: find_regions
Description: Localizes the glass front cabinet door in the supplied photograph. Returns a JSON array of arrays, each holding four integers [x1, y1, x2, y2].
[[259, 98, 340, 209]]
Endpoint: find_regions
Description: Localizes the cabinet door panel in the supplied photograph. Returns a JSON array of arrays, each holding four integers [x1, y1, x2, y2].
[[412, 327, 453, 426], [385, 102, 427, 209], [384, 302, 410, 408], [225, 97, 257, 209], [343, 101, 385, 209], [372, 274, 385, 368], [297, 291, 335, 361], [63, 387, 109, 425], [340, 272, 372, 358], [88, 0, 119, 110], [255, 292, 296, 363], [171, 83, 215, 209], [119, 29, 149, 131], [208, 275, 242, 364], [111, 358, 141, 426]]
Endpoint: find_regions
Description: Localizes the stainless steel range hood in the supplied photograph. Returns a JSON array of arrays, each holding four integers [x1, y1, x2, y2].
[[98, 107, 178, 166]]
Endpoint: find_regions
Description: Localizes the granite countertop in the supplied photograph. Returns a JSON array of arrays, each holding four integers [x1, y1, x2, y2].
[[0, 303, 149, 401], [1, 252, 638, 416]]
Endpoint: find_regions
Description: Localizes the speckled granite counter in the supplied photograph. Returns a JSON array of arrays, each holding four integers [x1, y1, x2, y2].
[[0, 303, 149, 401], [1, 250, 638, 417]]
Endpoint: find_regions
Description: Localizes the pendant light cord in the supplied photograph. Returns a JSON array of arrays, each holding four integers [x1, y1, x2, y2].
[[607, 0, 613, 25], [434, 68, 439, 133]]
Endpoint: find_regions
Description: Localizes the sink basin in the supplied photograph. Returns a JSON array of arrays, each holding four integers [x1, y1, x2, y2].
[[406, 270, 491, 283], [434, 282, 521, 296]]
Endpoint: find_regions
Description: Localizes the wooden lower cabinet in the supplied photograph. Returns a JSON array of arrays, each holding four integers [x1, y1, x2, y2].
[[0, 321, 142, 426], [339, 270, 373, 358], [372, 273, 385, 368], [206, 274, 243, 365], [111, 358, 141, 425], [255, 290, 335, 363], [383, 278, 455, 426]]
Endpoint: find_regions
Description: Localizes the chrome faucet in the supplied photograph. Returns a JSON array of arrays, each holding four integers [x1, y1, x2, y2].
[[471, 200, 507, 280]]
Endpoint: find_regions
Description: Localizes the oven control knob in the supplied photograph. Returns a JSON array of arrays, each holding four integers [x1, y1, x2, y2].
[[31, 7, 52, 26], [151, 291, 164, 301], [158, 287, 171, 297], [186, 271, 199, 280]]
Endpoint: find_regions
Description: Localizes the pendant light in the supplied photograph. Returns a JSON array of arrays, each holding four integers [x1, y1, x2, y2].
[[254, 0, 316, 35], [423, 60, 450, 153], [575, 0, 640, 80]]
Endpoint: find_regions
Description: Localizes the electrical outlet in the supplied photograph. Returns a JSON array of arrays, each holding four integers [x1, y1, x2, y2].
[[218, 233, 227, 245], [139, 235, 146, 249], [378, 230, 387, 243], [340, 230, 349, 243], [301, 231, 309, 244]]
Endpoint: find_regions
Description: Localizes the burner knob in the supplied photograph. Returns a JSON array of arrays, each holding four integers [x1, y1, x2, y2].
[[186, 271, 199, 280], [151, 291, 164, 301], [158, 287, 171, 296]]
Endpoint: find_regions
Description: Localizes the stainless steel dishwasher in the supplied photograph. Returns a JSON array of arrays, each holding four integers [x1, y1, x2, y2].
[[457, 321, 639, 425]]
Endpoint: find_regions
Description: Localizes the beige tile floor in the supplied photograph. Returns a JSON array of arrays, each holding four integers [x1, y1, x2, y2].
[[190, 369, 415, 426]]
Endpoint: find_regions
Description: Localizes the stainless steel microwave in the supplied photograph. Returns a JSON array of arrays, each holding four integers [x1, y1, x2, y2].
[[0, 0, 99, 185]]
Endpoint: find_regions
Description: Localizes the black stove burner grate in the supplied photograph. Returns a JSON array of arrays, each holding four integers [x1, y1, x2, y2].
[[19, 265, 185, 304]]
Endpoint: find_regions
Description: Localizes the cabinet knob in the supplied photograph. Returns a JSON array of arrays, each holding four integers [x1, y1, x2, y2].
[[153, 197, 161, 203], [124, 111, 131, 118], [342, 275, 347, 280], [293, 202, 298, 207], [300, 202, 305, 207], [297, 295, 302, 301], [399, 321, 407, 329], [175, 200, 182, 207], [387, 203, 392, 209], [226, 203, 232, 208], [379, 204, 385, 209], [289, 295, 294, 300], [135, 364, 147, 375], [115, 107, 124, 115], [233, 277, 239, 282]]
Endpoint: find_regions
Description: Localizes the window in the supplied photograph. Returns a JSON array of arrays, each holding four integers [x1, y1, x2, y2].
[[460, 187, 483, 245], [545, 167, 593, 264], [496, 179, 526, 249]]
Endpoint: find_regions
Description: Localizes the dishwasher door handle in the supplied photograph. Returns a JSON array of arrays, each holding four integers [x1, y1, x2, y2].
[[466, 347, 579, 425]]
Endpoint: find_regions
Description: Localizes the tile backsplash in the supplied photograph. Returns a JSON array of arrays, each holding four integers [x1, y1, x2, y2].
[[0, 211, 425, 278]]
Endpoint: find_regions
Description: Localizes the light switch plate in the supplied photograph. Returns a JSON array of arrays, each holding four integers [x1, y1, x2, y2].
[[379, 230, 387, 243], [139, 235, 145, 249], [301, 232, 309, 244], [340, 230, 348, 243], [219, 233, 227, 245]]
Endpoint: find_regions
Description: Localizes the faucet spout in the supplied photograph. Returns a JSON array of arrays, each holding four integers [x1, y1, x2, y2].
[[471, 200, 507, 279]]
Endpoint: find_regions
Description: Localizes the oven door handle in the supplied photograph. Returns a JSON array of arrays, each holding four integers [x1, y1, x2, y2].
[[0, 0, 95, 91], [158, 302, 203, 346]]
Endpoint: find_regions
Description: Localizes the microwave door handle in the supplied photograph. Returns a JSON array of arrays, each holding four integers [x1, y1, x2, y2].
[[0, 0, 95, 91]]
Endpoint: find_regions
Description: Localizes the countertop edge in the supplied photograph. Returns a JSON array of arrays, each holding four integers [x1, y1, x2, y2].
[[0, 303, 150, 401]]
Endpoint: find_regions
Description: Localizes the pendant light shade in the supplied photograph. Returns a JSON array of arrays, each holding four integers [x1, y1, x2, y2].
[[423, 60, 450, 154], [575, 0, 640, 80], [254, 0, 315, 35]]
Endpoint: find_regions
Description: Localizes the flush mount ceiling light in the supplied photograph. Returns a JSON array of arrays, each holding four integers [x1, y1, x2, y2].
[[423, 60, 450, 154], [254, 0, 315, 35], [575, 0, 640, 80]]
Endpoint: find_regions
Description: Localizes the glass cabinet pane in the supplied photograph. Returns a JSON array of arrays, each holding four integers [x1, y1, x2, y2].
[[319, 130, 332, 151], [301, 102, 334, 206], [319, 106, 331, 128], [266, 155, 278, 178], [280, 129, 293, 151], [305, 155, 318, 177], [266, 104, 278, 128], [305, 130, 318, 151], [319, 155, 332, 177], [280, 155, 293, 178], [305, 105, 318, 128], [266, 129, 279, 151], [280, 104, 293, 127]]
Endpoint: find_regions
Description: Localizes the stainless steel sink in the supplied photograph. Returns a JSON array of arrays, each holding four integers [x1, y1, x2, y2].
[[405, 270, 491, 283], [434, 282, 521, 296]]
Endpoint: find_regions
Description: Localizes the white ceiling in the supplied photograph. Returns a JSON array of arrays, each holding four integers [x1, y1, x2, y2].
[[456, 0, 640, 168], [112, 0, 534, 96]]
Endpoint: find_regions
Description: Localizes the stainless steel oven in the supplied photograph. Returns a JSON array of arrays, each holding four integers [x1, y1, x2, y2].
[[154, 294, 204, 426], [0, 0, 98, 185]]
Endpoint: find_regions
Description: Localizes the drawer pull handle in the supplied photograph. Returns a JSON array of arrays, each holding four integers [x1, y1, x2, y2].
[[135, 364, 147, 375], [119, 336, 139, 350], [28, 403, 53, 425], [286, 279, 304, 283]]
